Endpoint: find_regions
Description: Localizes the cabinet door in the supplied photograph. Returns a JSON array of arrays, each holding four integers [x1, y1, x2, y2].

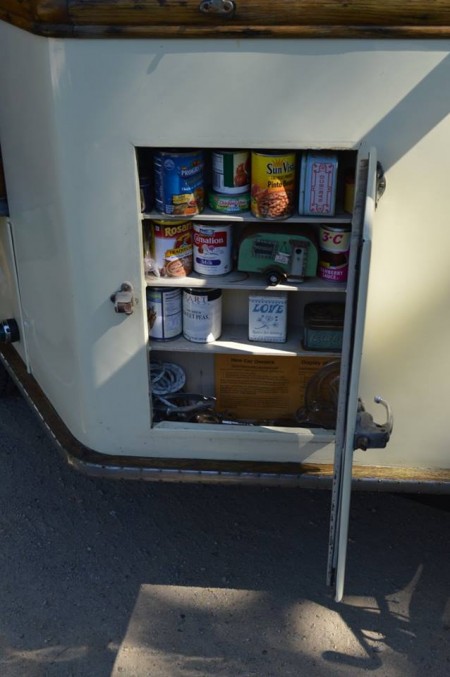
[[327, 147, 379, 602]]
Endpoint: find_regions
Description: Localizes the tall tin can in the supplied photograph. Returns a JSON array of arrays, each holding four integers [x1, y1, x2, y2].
[[147, 287, 183, 340], [212, 150, 250, 195], [251, 151, 296, 219], [318, 225, 351, 283], [150, 220, 193, 277], [154, 150, 204, 216], [182, 288, 222, 343], [193, 223, 233, 276]]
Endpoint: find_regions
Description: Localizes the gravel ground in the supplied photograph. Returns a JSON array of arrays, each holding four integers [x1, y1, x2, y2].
[[0, 391, 449, 676]]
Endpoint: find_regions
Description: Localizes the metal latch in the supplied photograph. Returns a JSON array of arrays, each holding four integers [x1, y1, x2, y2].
[[199, 0, 235, 16], [110, 282, 135, 315], [354, 396, 393, 451]]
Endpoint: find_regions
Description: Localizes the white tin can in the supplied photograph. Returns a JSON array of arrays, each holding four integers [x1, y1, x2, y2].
[[193, 223, 233, 276], [183, 288, 222, 343], [248, 293, 288, 343], [147, 287, 182, 341]]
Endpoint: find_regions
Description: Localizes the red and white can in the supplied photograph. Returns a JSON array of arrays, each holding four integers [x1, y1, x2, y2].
[[318, 225, 351, 283], [193, 223, 233, 276]]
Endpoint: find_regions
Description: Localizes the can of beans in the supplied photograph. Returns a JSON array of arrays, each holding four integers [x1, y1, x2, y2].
[[251, 151, 296, 219], [147, 287, 183, 340], [318, 225, 351, 283], [193, 223, 233, 276], [154, 150, 204, 216], [182, 288, 222, 343], [212, 150, 250, 195], [151, 220, 193, 277]]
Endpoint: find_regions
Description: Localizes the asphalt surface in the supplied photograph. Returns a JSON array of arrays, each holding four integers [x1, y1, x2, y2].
[[0, 390, 450, 676]]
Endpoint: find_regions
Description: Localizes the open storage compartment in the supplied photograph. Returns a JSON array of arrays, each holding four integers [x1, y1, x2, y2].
[[136, 146, 365, 457]]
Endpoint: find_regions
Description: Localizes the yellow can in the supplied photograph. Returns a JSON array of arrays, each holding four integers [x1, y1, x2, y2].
[[251, 151, 296, 219]]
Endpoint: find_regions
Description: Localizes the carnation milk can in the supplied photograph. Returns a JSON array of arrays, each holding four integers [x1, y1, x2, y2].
[[193, 223, 233, 275]]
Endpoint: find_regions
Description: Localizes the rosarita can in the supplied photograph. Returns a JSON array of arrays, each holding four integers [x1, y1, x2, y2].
[[151, 220, 193, 277], [147, 287, 182, 340], [193, 223, 233, 276], [251, 151, 296, 219], [182, 288, 222, 343], [154, 150, 204, 216], [212, 150, 250, 195]]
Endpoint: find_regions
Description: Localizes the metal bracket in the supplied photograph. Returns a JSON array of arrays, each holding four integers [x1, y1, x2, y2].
[[376, 161, 386, 206], [354, 396, 393, 451], [110, 282, 135, 315], [199, 0, 235, 16]]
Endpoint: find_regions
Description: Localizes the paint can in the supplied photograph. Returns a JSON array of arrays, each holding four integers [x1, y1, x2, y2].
[[318, 225, 351, 283], [193, 223, 233, 276], [212, 150, 250, 194], [182, 288, 222, 343], [250, 151, 296, 219], [147, 287, 182, 341], [154, 150, 204, 216], [150, 220, 193, 277]]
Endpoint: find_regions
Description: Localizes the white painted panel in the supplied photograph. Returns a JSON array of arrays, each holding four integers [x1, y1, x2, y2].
[[0, 21, 449, 466]]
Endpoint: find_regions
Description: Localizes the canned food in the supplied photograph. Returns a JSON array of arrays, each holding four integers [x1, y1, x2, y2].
[[319, 224, 351, 253], [183, 288, 222, 343], [151, 220, 193, 277], [251, 151, 296, 219], [147, 287, 183, 341], [208, 190, 250, 214], [318, 225, 350, 283], [193, 223, 233, 276], [212, 150, 250, 195], [154, 150, 204, 216]]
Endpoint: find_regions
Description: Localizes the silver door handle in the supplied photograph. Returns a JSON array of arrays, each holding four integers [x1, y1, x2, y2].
[[199, 0, 235, 16]]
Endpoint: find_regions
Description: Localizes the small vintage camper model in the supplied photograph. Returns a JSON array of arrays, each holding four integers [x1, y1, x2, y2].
[[1, 0, 450, 600]]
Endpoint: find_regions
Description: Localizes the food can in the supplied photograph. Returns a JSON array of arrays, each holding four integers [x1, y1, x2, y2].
[[319, 224, 351, 253], [251, 151, 296, 219], [318, 226, 351, 283], [208, 190, 250, 214], [154, 150, 204, 216], [183, 288, 222, 343], [212, 150, 250, 195], [248, 293, 288, 343], [193, 223, 233, 276], [298, 152, 339, 216], [147, 287, 182, 341], [150, 220, 193, 277]]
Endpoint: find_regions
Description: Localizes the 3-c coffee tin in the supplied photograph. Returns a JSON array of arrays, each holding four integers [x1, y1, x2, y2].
[[182, 288, 222, 343], [318, 225, 351, 283], [147, 287, 182, 341]]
